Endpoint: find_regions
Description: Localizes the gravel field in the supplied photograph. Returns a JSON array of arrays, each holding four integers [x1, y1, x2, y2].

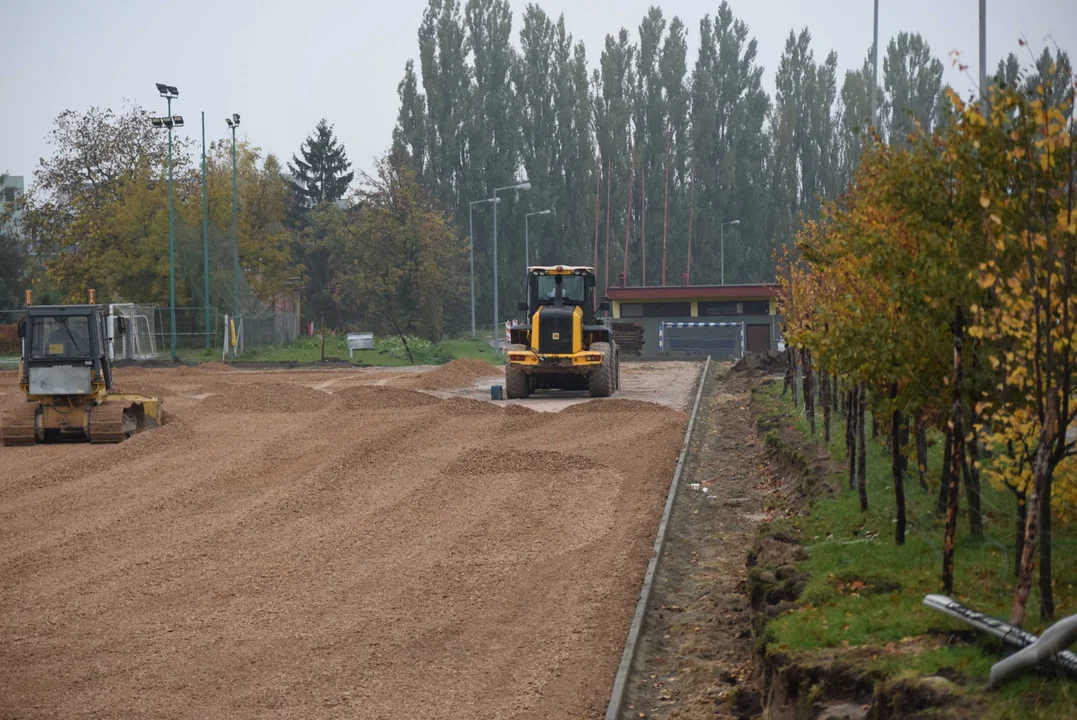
[[0, 361, 698, 719]]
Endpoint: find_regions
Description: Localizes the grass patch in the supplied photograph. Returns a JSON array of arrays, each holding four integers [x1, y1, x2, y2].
[[175, 334, 500, 367], [755, 380, 1076, 714]]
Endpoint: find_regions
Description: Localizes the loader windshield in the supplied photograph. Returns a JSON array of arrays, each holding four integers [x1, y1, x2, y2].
[[30, 315, 90, 360], [534, 275, 585, 304]]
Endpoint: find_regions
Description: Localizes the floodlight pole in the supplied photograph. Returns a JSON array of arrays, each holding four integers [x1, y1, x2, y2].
[[167, 95, 176, 361], [871, 0, 879, 130], [721, 219, 740, 285], [201, 112, 210, 349], [492, 181, 530, 336], [230, 121, 239, 324]]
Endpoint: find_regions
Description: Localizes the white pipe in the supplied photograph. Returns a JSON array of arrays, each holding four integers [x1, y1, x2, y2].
[[923, 595, 1077, 677], [990, 613, 1077, 687]]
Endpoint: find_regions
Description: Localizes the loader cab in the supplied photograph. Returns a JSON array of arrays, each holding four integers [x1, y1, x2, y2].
[[518, 266, 610, 326], [18, 305, 115, 394]]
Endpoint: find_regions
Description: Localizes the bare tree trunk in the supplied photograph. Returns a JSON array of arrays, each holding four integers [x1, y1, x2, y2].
[[871, 391, 879, 440], [803, 350, 815, 435], [857, 382, 868, 511], [963, 419, 984, 538], [833, 376, 840, 418], [847, 389, 856, 491], [783, 348, 792, 396], [915, 413, 929, 491], [1011, 394, 1059, 627], [937, 428, 953, 516], [822, 369, 831, 443], [1040, 482, 1055, 622], [942, 306, 965, 596], [788, 347, 799, 407], [890, 382, 906, 545], [1013, 487, 1026, 579]]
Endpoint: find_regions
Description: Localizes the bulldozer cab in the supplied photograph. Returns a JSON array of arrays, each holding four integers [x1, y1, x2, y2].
[[18, 305, 114, 395]]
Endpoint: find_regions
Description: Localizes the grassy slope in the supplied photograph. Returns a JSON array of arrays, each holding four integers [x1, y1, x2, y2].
[[756, 381, 1076, 719]]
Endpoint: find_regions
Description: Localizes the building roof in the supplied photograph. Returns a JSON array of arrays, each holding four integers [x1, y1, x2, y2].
[[605, 283, 779, 301]]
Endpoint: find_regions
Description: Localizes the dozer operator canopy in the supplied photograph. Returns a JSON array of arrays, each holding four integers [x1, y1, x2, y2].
[[18, 305, 115, 395]]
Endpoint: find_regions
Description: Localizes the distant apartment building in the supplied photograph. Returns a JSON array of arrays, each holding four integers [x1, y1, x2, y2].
[[0, 175, 24, 234]]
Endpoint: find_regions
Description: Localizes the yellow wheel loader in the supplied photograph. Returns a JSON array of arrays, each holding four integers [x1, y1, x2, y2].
[[504, 265, 620, 399], [1, 303, 162, 446]]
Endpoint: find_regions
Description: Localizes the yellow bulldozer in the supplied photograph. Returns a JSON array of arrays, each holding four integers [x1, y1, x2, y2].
[[504, 265, 620, 399], [1, 300, 162, 446]]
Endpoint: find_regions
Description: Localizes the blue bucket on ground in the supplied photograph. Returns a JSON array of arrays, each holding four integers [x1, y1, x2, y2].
[[491, 384, 504, 400]]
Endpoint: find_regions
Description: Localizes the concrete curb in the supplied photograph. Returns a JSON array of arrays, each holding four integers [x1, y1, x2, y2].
[[604, 355, 712, 720]]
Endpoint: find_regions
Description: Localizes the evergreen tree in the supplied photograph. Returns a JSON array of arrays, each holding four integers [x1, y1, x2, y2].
[[287, 119, 355, 208]]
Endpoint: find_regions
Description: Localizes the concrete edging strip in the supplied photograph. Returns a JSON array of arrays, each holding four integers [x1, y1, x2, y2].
[[604, 355, 712, 720]]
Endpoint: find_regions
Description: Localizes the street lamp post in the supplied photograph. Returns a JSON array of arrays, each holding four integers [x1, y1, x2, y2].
[[721, 219, 740, 285], [468, 196, 500, 338], [492, 180, 531, 335], [225, 113, 241, 325], [150, 83, 183, 361], [525, 209, 551, 271]]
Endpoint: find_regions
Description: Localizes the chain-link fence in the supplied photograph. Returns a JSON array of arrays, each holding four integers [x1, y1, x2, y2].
[[1, 304, 298, 366]]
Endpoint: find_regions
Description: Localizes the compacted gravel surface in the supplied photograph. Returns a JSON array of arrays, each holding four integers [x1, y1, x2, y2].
[[0, 362, 696, 719]]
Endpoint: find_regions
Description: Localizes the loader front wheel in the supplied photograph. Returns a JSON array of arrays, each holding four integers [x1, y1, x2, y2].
[[505, 344, 530, 399], [588, 342, 615, 398]]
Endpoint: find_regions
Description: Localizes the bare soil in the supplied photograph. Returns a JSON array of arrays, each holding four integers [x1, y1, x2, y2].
[[621, 364, 776, 720], [0, 362, 698, 719]]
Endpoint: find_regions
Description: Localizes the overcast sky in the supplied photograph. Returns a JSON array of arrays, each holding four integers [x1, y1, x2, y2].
[[2, 0, 1074, 188]]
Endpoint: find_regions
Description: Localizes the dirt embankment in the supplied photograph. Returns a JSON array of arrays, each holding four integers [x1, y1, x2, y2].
[[0, 364, 692, 720]]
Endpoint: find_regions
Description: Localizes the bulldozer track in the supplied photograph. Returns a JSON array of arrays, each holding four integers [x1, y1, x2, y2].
[[88, 402, 136, 444], [1, 403, 40, 447]]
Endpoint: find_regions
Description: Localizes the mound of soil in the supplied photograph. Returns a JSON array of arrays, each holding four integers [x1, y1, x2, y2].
[[414, 359, 501, 390], [439, 397, 502, 415], [734, 348, 788, 373], [445, 448, 605, 476], [562, 398, 677, 415], [200, 383, 330, 413], [331, 385, 442, 411], [194, 362, 234, 373]]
